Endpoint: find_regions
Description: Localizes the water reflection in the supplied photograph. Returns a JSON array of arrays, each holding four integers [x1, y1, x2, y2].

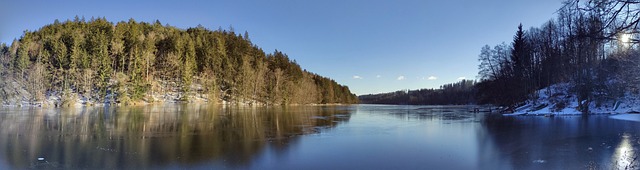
[[372, 105, 482, 122], [376, 105, 640, 169], [0, 105, 352, 169], [482, 115, 640, 169], [613, 133, 636, 169], [2, 105, 639, 169]]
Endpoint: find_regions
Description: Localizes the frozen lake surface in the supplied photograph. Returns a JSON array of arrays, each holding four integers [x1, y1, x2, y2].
[[0, 104, 638, 169]]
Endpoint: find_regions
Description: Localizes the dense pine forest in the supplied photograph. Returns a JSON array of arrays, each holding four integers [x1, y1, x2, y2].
[[0, 17, 358, 106]]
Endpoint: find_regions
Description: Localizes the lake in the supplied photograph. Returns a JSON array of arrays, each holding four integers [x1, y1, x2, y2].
[[0, 104, 638, 169]]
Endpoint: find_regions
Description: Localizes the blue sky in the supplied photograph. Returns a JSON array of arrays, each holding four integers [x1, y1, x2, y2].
[[0, 0, 562, 95]]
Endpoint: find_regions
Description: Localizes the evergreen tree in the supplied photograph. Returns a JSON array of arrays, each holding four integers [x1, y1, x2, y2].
[[181, 35, 196, 99], [15, 40, 29, 78], [509, 24, 530, 104]]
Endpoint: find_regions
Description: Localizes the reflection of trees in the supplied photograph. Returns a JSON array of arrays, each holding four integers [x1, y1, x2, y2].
[[480, 115, 640, 169], [0, 105, 351, 169], [387, 106, 479, 122]]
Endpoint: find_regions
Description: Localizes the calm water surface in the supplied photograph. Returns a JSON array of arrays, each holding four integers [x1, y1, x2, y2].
[[0, 104, 639, 169]]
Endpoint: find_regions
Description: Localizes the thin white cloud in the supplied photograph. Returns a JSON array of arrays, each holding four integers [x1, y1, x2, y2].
[[376, 75, 381, 78], [457, 77, 466, 80], [397, 76, 405, 80], [427, 76, 437, 80], [353, 75, 363, 79]]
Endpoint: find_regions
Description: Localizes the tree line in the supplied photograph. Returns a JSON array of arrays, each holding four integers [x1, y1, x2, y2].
[[359, 80, 476, 105], [0, 17, 358, 105], [476, 0, 640, 112]]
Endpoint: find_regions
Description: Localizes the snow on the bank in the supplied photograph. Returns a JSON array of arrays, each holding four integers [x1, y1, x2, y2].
[[609, 114, 640, 122], [597, 92, 640, 113], [505, 83, 640, 116], [505, 83, 582, 116], [1, 77, 217, 107]]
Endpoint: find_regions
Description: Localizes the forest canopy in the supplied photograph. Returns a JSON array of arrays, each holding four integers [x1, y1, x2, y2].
[[0, 17, 358, 106]]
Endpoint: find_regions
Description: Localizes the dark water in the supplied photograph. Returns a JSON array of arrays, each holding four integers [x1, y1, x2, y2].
[[0, 104, 638, 169]]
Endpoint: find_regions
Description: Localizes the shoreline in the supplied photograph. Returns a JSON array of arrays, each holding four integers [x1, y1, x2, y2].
[[1, 96, 356, 108]]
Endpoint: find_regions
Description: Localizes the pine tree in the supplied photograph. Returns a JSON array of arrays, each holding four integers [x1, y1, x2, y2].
[[15, 40, 30, 78], [508, 24, 531, 105], [180, 35, 196, 100]]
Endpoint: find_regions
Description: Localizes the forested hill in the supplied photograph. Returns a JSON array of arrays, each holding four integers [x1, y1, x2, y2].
[[0, 17, 358, 106]]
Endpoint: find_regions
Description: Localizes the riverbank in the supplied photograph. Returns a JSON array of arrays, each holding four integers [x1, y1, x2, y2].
[[0, 82, 352, 108], [504, 83, 640, 116]]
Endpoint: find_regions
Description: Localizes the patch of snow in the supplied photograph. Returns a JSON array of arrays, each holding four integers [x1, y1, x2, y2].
[[2, 76, 224, 107], [532, 159, 546, 163], [600, 92, 640, 113], [609, 114, 640, 122], [506, 83, 640, 116], [506, 83, 583, 116]]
